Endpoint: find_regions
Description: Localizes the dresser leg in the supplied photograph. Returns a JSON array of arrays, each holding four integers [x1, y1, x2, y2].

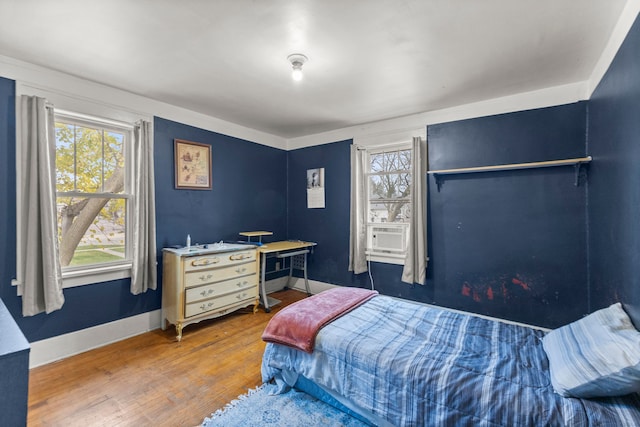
[[253, 299, 259, 313], [176, 323, 183, 342]]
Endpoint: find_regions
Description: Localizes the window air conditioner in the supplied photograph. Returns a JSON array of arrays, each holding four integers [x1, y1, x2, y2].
[[369, 225, 406, 253]]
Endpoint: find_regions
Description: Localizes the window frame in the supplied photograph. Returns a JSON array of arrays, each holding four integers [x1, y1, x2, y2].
[[53, 110, 135, 288], [364, 142, 413, 265]]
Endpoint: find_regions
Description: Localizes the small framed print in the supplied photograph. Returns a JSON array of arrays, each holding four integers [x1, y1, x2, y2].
[[307, 167, 325, 208], [174, 139, 212, 190]]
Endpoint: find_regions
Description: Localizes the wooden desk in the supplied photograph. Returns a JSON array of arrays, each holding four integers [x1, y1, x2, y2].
[[257, 240, 316, 312]]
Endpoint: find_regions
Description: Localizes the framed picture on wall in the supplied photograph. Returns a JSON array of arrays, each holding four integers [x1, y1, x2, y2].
[[174, 139, 212, 190]]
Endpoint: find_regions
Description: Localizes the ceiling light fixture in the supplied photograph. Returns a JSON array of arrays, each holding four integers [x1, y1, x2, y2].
[[287, 53, 308, 81]]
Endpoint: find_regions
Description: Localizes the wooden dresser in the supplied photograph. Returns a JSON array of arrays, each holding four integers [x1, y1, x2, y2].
[[162, 244, 259, 341]]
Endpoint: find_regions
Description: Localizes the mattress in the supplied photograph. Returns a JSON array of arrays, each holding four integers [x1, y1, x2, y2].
[[262, 295, 640, 426]]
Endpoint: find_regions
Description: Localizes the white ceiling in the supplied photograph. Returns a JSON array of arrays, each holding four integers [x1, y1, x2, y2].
[[0, 0, 631, 138]]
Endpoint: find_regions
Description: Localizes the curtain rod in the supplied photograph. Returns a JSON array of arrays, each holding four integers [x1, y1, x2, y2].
[[353, 139, 419, 151], [55, 108, 135, 130]]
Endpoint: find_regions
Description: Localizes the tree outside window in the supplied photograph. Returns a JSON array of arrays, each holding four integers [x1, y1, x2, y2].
[[367, 148, 412, 224], [55, 118, 130, 268]]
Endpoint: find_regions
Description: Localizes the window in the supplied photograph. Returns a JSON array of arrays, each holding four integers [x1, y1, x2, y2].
[[365, 144, 412, 263], [54, 113, 133, 284]]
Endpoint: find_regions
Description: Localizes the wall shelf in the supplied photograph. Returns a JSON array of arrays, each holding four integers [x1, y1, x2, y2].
[[427, 156, 592, 191]]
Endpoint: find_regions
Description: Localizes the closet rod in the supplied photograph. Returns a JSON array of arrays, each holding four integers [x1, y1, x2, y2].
[[427, 156, 592, 175]]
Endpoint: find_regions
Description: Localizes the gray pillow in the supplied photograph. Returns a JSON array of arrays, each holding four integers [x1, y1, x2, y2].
[[542, 303, 640, 398]]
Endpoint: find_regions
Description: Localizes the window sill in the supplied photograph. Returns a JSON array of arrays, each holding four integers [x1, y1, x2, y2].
[[366, 252, 405, 266], [62, 263, 132, 288]]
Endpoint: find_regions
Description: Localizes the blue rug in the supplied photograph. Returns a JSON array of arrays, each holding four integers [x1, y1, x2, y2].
[[201, 383, 368, 426]]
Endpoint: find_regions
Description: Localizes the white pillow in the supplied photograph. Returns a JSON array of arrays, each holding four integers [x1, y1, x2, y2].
[[542, 302, 640, 398]]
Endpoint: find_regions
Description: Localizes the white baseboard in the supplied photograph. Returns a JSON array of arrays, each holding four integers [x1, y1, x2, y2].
[[29, 278, 331, 369], [270, 278, 546, 330], [288, 278, 337, 295], [264, 276, 290, 294], [29, 309, 162, 368], [264, 276, 337, 295], [29, 278, 543, 368]]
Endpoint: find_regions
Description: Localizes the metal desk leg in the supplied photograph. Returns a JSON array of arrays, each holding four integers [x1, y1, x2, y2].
[[286, 257, 294, 289], [303, 253, 311, 296], [261, 251, 270, 312]]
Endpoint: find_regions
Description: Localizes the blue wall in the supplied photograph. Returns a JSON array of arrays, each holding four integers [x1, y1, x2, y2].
[[0, 79, 28, 426], [588, 13, 640, 327], [288, 104, 590, 328], [1, 11, 639, 340], [0, 95, 288, 342], [428, 103, 588, 328], [153, 117, 289, 299], [154, 117, 288, 248], [286, 140, 436, 303], [282, 20, 640, 328], [0, 78, 161, 342], [287, 140, 352, 285], [0, 78, 17, 313]]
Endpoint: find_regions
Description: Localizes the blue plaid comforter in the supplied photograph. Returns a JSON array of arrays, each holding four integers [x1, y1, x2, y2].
[[262, 295, 640, 426]]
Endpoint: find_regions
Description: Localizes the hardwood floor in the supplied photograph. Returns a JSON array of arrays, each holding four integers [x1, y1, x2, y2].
[[27, 289, 307, 427]]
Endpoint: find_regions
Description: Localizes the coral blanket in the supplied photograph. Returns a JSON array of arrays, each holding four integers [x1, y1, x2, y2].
[[262, 287, 378, 353]]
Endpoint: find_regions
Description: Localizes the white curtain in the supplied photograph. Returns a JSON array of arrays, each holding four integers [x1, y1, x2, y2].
[[130, 120, 157, 294], [348, 144, 368, 274], [16, 95, 65, 315], [402, 136, 428, 285]]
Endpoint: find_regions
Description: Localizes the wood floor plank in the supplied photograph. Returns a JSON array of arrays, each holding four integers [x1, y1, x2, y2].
[[27, 289, 307, 427]]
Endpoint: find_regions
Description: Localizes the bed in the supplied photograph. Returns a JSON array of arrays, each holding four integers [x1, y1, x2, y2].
[[261, 287, 640, 426]]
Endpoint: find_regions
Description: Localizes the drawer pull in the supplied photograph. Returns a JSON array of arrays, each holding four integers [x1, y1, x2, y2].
[[200, 289, 215, 297], [199, 274, 213, 282], [235, 267, 247, 274], [236, 281, 247, 287], [200, 301, 215, 311], [192, 257, 220, 267], [230, 253, 252, 261], [236, 293, 247, 300]]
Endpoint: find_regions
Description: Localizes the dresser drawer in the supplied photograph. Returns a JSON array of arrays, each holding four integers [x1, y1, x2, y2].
[[185, 262, 256, 288], [184, 250, 256, 272], [185, 288, 257, 318], [185, 275, 256, 303]]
